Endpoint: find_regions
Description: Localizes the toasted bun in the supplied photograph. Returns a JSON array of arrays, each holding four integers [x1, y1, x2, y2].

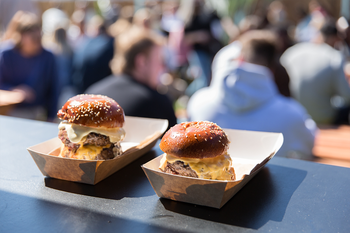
[[159, 121, 229, 159], [57, 94, 124, 128]]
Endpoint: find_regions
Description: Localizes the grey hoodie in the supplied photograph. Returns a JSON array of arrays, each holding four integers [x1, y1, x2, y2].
[[188, 60, 317, 159]]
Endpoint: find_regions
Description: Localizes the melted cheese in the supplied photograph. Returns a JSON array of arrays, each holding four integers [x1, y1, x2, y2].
[[58, 142, 110, 160], [58, 122, 125, 143], [160, 153, 235, 180]]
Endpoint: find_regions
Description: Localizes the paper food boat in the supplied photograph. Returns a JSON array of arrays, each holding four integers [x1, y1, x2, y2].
[[27, 116, 168, 185], [142, 129, 283, 209]]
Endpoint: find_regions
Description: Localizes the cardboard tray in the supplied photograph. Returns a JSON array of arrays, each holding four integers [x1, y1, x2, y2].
[[27, 116, 168, 185], [142, 129, 283, 209]]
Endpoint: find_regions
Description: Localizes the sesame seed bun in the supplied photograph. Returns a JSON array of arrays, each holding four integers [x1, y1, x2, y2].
[[57, 94, 125, 128], [159, 121, 229, 159]]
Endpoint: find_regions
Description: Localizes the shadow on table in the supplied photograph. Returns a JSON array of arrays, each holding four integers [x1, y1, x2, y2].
[[44, 150, 159, 200], [0, 190, 184, 233], [159, 164, 307, 230]]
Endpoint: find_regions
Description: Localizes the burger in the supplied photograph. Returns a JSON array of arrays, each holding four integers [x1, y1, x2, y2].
[[57, 94, 125, 160], [159, 121, 235, 180]]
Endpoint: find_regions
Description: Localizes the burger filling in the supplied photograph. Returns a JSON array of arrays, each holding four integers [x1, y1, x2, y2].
[[162, 161, 199, 178], [58, 121, 125, 143], [58, 121, 125, 160], [160, 153, 235, 180]]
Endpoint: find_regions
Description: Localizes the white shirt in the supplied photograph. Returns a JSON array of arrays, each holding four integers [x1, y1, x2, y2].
[[281, 43, 350, 124]]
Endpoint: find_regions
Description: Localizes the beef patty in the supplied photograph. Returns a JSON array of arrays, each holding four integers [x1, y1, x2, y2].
[[162, 161, 198, 178], [58, 129, 122, 160]]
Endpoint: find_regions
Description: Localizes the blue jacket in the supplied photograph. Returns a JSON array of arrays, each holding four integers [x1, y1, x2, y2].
[[0, 47, 59, 119]]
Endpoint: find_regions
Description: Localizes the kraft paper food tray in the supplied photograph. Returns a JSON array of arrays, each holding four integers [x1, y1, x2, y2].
[[27, 116, 168, 185], [142, 129, 283, 209]]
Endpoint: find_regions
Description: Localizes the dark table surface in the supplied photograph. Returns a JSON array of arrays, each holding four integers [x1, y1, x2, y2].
[[1, 115, 350, 233]]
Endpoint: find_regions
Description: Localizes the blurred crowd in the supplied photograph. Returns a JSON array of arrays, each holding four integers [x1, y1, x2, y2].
[[1, 0, 350, 159]]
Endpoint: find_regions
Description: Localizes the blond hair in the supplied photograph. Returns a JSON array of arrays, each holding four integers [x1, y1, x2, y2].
[[111, 27, 164, 75], [9, 12, 41, 47], [2, 11, 24, 41]]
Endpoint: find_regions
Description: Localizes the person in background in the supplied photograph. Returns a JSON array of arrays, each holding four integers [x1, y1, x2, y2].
[[132, 7, 165, 36], [188, 30, 317, 160], [294, 0, 327, 43], [160, 0, 181, 36], [266, 0, 288, 27], [41, 8, 74, 108], [264, 1, 293, 97], [41, 8, 70, 49], [211, 15, 263, 76], [161, 1, 190, 73], [108, 4, 134, 39], [71, 15, 114, 93], [178, 0, 223, 96], [336, 16, 350, 61], [281, 18, 350, 125], [268, 26, 292, 97], [86, 27, 177, 128], [67, 8, 86, 49], [212, 15, 291, 97], [0, 12, 59, 121], [52, 27, 75, 108]]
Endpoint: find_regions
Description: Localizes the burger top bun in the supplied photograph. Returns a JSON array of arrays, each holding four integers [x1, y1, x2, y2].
[[159, 121, 229, 159], [57, 94, 125, 128]]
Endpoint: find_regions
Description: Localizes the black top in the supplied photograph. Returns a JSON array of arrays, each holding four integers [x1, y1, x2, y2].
[[184, 10, 222, 56], [1, 116, 350, 233], [85, 74, 177, 128], [71, 34, 114, 93]]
